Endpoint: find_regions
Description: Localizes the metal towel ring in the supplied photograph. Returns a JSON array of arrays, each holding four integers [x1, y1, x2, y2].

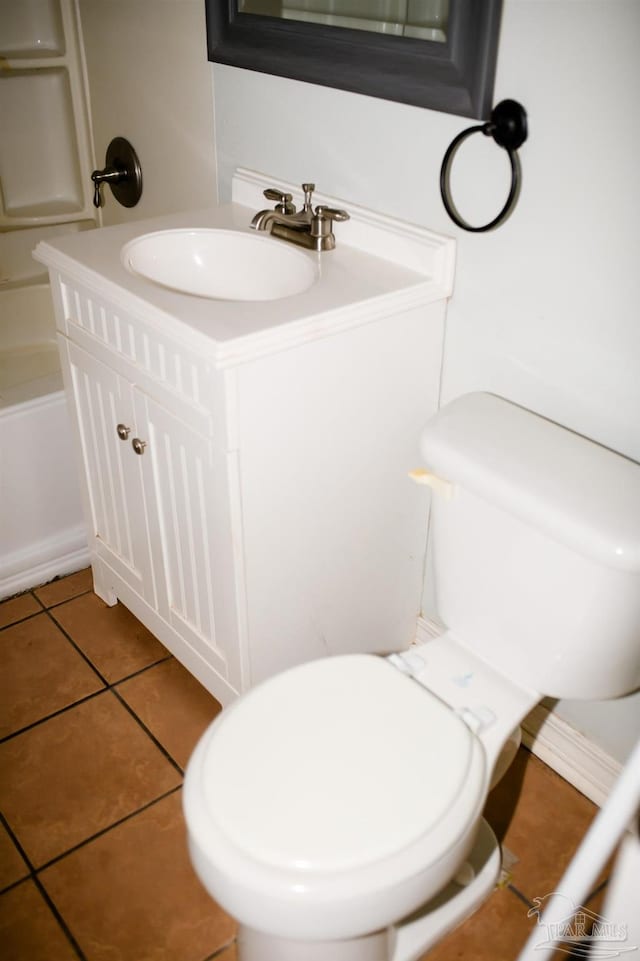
[[440, 100, 528, 233]]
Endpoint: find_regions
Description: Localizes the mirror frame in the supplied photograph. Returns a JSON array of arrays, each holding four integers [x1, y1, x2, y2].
[[205, 0, 503, 119]]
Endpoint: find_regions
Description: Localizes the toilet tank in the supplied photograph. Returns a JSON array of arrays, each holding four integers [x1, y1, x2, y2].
[[420, 393, 640, 700]]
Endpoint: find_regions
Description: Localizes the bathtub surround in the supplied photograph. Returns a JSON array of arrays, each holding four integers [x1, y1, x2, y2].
[[210, 0, 640, 766], [0, 0, 94, 230], [1, 0, 217, 598], [0, 0, 95, 599], [0, 225, 96, 601], [0, 226, 96, 601], [0, 393, 88, 600]]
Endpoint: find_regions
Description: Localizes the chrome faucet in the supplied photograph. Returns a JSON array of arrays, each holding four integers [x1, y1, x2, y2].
[[251, 183, 350, 252]]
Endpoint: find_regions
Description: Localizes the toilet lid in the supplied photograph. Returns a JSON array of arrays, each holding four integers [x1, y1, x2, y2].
[[199, 655, 484, 874]]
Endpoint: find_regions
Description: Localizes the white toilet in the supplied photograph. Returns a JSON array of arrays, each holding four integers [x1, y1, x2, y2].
[[184, 392, 640, 961]]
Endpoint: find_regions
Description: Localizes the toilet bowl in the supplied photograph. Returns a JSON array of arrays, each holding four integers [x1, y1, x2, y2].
[[184, 392, 640, 961], [185, 640, 536, 959]]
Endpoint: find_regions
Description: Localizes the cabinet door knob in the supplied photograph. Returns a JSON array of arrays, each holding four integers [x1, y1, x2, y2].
[[131, 438, 147, 455], [117, 423, 131, 440]]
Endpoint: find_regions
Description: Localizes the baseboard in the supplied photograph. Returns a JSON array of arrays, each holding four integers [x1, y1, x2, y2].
[[415, 617, 621, 808], [0, 527, 90, 599], [519, 704, 621, 808]]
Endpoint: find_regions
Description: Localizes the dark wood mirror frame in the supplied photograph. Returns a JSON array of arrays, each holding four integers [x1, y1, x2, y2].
[[205, 0, 503, 120]]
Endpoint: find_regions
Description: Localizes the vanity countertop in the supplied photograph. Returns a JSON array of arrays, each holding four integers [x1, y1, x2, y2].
[[34, 169, 455, 368]]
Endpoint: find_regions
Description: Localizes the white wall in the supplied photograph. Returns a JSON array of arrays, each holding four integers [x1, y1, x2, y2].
[[78, 0, 217, 225], [212, 0, 640, 762]]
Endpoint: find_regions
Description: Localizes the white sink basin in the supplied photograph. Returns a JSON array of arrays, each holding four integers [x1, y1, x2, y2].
[[121, 228, 319, 302]]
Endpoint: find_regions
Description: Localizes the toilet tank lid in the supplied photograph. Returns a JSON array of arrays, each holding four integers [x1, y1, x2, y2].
[[421, 393, 640, 573]]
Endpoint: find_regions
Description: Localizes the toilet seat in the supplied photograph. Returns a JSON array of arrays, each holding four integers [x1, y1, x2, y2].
[[184, 654, 488, 940]]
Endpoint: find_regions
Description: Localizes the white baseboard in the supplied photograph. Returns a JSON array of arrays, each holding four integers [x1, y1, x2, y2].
[[0, 527, 90, 600], [415, 617, 621, 808], [520, 704, 621, 808]]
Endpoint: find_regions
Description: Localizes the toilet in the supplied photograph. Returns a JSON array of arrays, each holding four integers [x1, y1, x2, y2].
[[183, 392, 640, 961]]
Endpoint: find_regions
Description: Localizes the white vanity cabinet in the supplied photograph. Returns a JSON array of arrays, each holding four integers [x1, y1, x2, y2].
[[37, 170, 455, 706], [56, 291, 245, 697]]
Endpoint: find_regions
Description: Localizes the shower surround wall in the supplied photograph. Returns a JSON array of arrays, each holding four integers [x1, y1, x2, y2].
[[0, 0, 95, 597], [77, 0, 217, 225], [210, 0, 640, 768], [1, 0, 217, 598]]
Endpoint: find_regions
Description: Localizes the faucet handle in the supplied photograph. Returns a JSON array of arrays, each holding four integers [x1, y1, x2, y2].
[[301, 183, 316, 211], [310, 205, 351, 250], [263, 188, 296, 215], [314, 205, 350, 223]]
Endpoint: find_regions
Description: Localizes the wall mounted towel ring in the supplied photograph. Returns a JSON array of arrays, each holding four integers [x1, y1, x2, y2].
[[440, 100, 528, 233]]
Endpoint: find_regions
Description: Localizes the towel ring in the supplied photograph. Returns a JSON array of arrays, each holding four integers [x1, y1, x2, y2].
[[440, 100, 528, 233]]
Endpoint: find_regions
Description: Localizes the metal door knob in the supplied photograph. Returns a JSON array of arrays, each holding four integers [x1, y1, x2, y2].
[[131, 438, 147, 455]]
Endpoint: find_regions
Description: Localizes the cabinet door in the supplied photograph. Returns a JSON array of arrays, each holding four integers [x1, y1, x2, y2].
[[134, 391, 244, 688], [61, 338, 156, 603]]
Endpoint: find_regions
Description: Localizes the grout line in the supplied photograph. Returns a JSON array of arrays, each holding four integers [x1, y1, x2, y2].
[[507, 883, 535, 910], [0, 817, 86, 960], [0, 813, 35, 868], [0, 603, 47, 634], [0, 605, 172, 745], [44, 608, 111, 686], [35, 784, 183, 874], [0, 874, 33, 898], [0, 586, 44, 607], [0, 687, 107, 745], [202, 937, 237, 961], [37, 587, 94, 611], [112, 653, 174, 686], [0, 581, 93, 622], [0, 811, 37, 894], [111, 686, 185, 776], [31, 590, 48, 613], [32, 872, 89, 961], [46, 601, 173, 690]]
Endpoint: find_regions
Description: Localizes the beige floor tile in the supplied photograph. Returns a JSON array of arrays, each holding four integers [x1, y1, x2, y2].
[[51, 592, 169, 683], [422, 886, 535, 960], [34, 568, 94, 608], [484, 749, 598, 902], [0, 613, 104, 738], [41, 791, 236, 961], [0, 879, 78, 961], [0, 822, 29, 891], [117, 658, 222, 769], [0, 691, 181, 867], [0, 593, 42, 629]]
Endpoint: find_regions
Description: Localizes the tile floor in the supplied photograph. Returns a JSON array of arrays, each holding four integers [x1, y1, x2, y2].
[[1, 569, 609, 961]]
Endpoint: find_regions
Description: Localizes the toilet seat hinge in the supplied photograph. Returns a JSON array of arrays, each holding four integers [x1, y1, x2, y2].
[[386, 650, 428, 677], [455, 705, 497, 735]]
